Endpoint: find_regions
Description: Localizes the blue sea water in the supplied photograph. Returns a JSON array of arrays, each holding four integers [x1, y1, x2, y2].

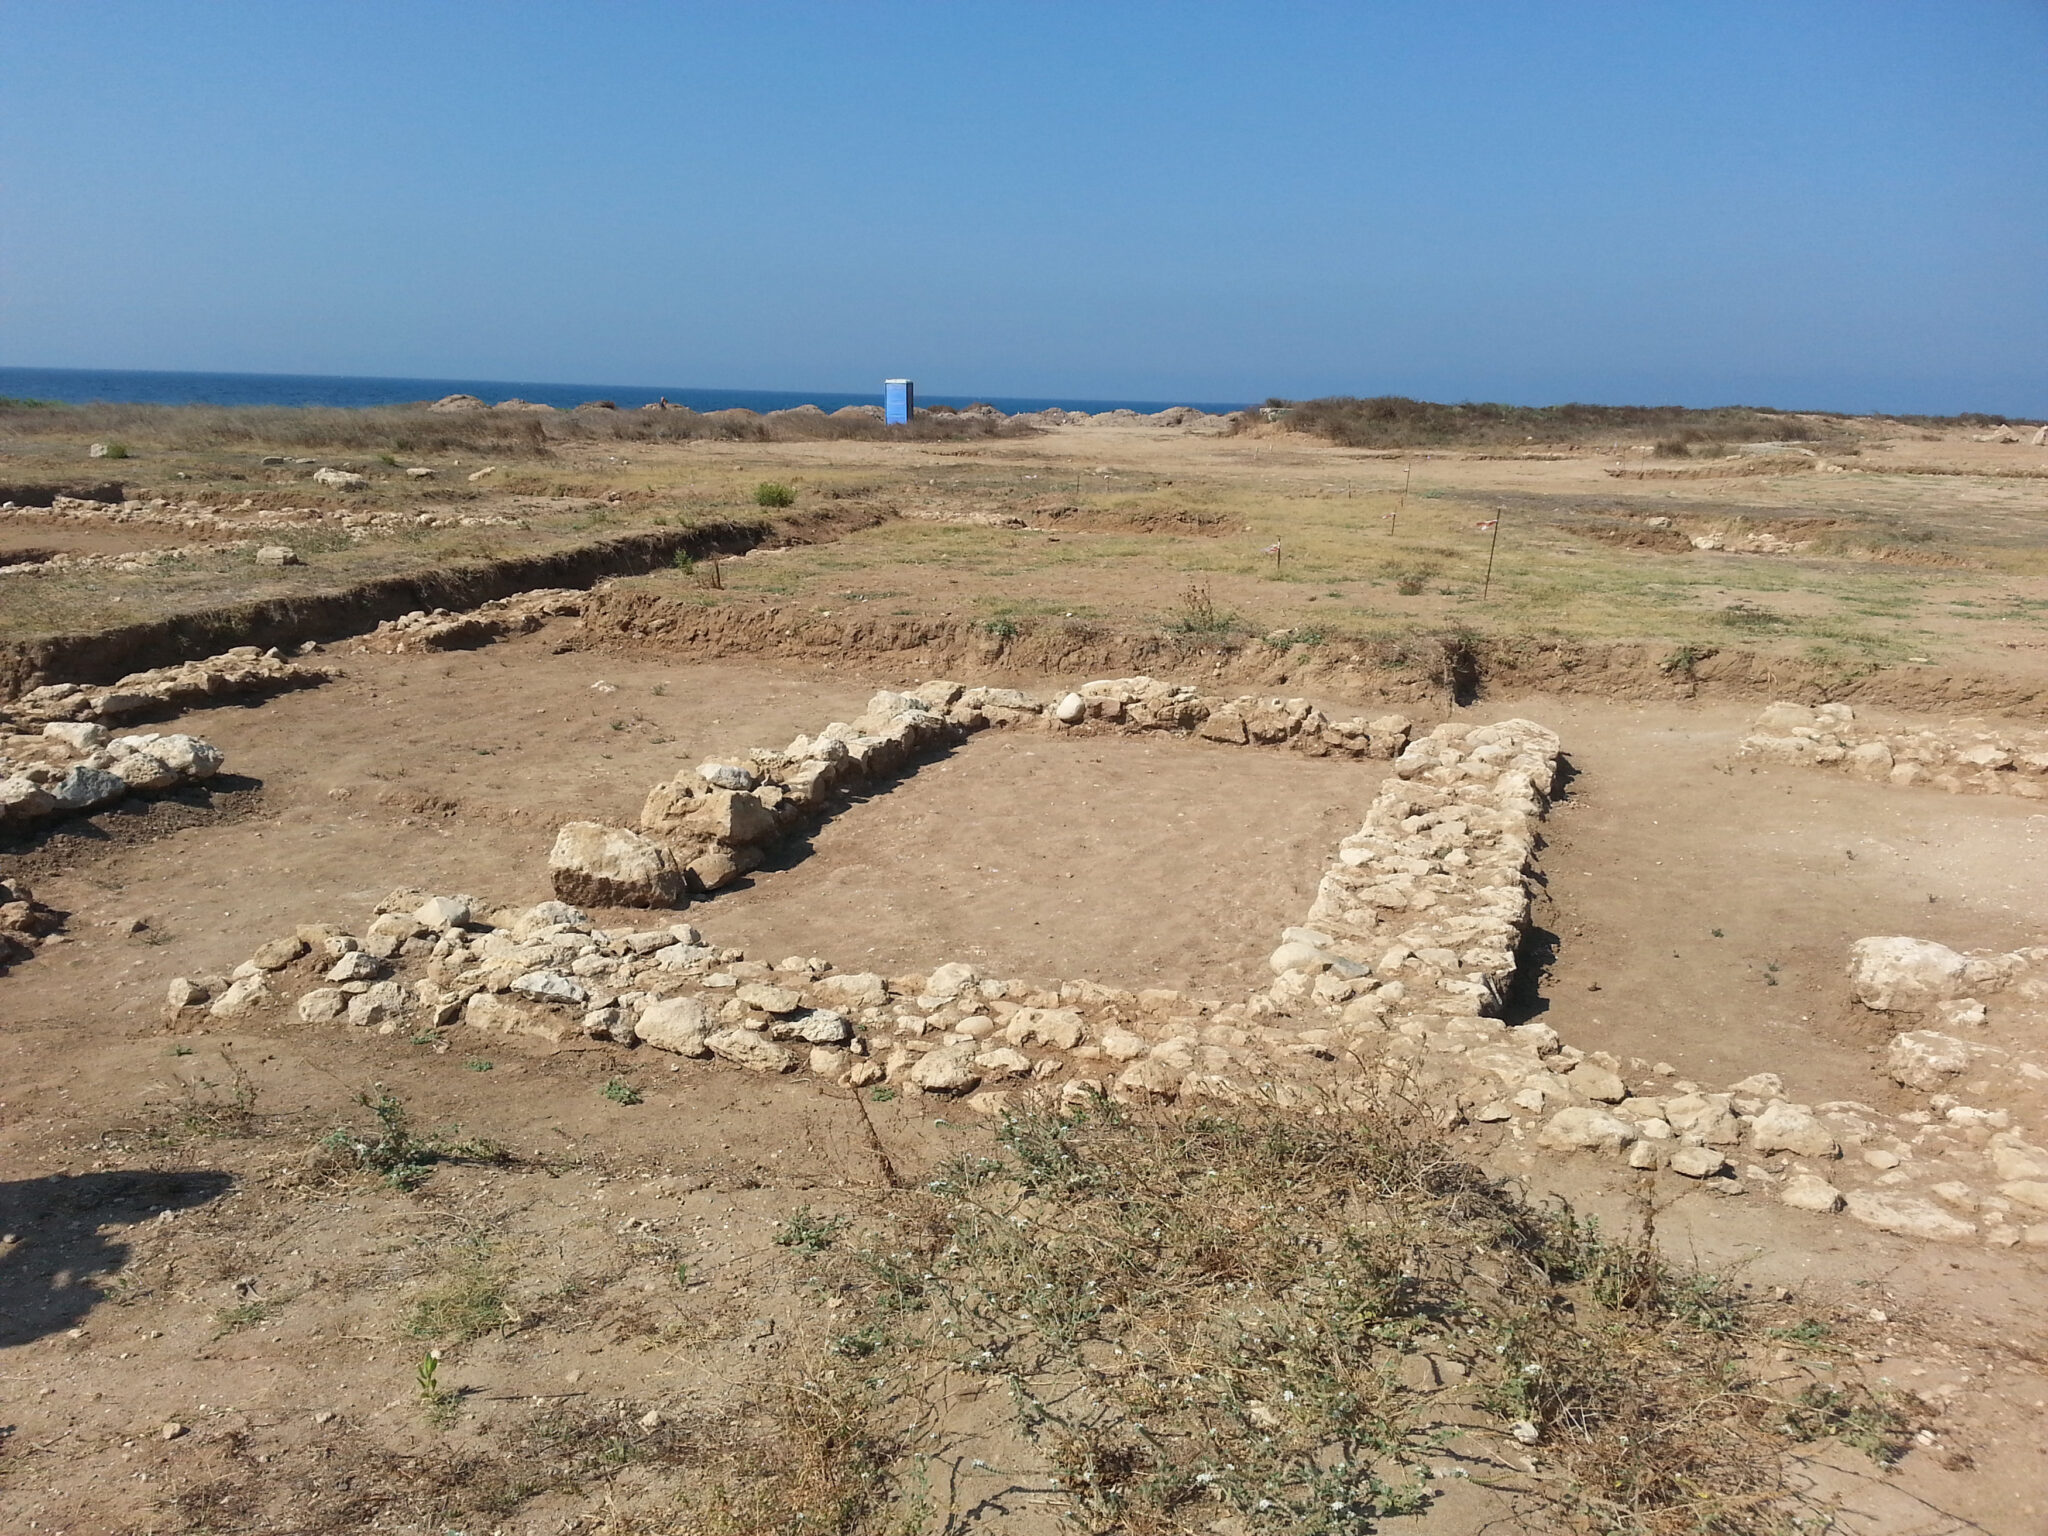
[[0, 366, 1247, 418]]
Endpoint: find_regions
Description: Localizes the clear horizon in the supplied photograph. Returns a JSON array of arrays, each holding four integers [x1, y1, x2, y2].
[[3, 3, 2043, 417]]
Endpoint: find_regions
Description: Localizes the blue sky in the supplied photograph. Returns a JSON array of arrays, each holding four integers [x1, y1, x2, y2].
[[3, 3, 2043, 414]]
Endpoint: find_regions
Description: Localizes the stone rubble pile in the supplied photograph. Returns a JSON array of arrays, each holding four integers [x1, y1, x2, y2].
[[1, 721, 225, 826], [549, 677, 1416, 906], [355, 589, 587, 654], [2, 648, 330, 728], [1739, 701, 2048, 797]]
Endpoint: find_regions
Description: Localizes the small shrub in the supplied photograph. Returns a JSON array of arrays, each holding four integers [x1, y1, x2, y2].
[[416, 1351, 460, 1427], [1661, 643, 1706, 676], [754, 481, 795, 508], [156, 1046, 261, 1139], [774, 1205, 850, 1254], [316, 1088, 504, 1190], [214, 1300, 272, 1335], [1652, 436, 1694, 458], [601, 1078, 642, 1106], [1165, 581, 1240, 637]]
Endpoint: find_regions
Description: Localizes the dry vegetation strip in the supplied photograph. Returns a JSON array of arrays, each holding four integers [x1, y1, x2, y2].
[[781, 1100, 1909, 1536]]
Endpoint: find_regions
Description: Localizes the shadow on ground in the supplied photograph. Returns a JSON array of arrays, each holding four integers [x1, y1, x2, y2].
[[0, 1169, 233, 1345]]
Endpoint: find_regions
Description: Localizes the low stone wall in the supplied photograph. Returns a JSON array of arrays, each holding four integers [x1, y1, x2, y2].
[[353, 589, 588, 654], [1, 721, 226, 827], [0, 541, 268, 577], [1739, 701, 2048, 797], [546, 675, 1416, 906], [1, 647, 330, 729], [0, 492, 522, 535], [160, 695, 2048, 1250]]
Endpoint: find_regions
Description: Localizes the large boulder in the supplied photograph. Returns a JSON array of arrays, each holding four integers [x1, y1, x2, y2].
[[549, 822, 684, 908], [1848, 936, 1969, 1011]]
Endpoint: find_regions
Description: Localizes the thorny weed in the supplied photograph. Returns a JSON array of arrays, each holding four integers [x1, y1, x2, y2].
[[315, 1088, 506, 1191]]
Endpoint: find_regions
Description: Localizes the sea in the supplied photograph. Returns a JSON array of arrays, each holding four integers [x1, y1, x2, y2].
[[0, 366, 1246, 418]]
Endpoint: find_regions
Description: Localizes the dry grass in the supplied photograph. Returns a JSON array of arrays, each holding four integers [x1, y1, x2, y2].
[[823, 1099, 1909, 1536], [1258, 397, 1855, 450], [0, 399, 1037, 456]]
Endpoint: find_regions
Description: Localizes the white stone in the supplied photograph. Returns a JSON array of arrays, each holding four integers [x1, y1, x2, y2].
[[705, 1027, 796, 1072], [119, 733, 222, 778], [1003, 1007, 1087, 1050], [1536, 1107, 1637, 1152], [42, 721, 107, 751], [296, 987, 348, 1023], [549, 822, 684, 908], [1054, 692, 1087, 724], [789, 1010, 852, 1044], [509, 969, 585, 1005], [326, 950, 380, 983], [1999, 1181, 2048, 1214], [817, 971, 888, 1009], [1570, 1064, 1628, 1103], [1848, 936, 1969, 1012], [636, 996, 715, 1057], [1886, 1031, 1979, 1091], [1098, 1028, 1150, 1062], [414, 895, 471, 929], [1843, 1191, 1975, 1242], [909, 1046, 982, 1093], [974, 1045, 1033, 1078], [735, 982, 802, 1015], [208, 975, 273, 1018], [1779, 1174, 1845, 1213], [347, 982, 408, 1027], [1668, 1145, 1727, 1179], [107, 748, 178, 791], [1115, 1057, 1183, 1101], [919, 962, 978, 1006], [1749, 1101, 1839, 1159], [1988, 1142, 2048, 1182], [696, 762, 757, 791], [1727, 1072, 1784, 1099]]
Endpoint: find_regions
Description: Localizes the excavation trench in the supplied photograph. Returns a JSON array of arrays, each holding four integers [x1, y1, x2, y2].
[[0, 518, 781, 701], [5, 514, 2045, 719]]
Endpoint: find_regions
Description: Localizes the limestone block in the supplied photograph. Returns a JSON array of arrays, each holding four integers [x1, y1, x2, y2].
[[1848, 936, 1968, 1012], [549, 822, 685, 908]]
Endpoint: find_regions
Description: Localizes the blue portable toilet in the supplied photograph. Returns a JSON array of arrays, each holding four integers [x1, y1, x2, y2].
[[884, 379, 914, 425]]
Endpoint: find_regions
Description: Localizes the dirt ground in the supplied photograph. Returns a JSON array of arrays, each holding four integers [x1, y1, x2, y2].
[[5, 415, 2048, 1534]]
